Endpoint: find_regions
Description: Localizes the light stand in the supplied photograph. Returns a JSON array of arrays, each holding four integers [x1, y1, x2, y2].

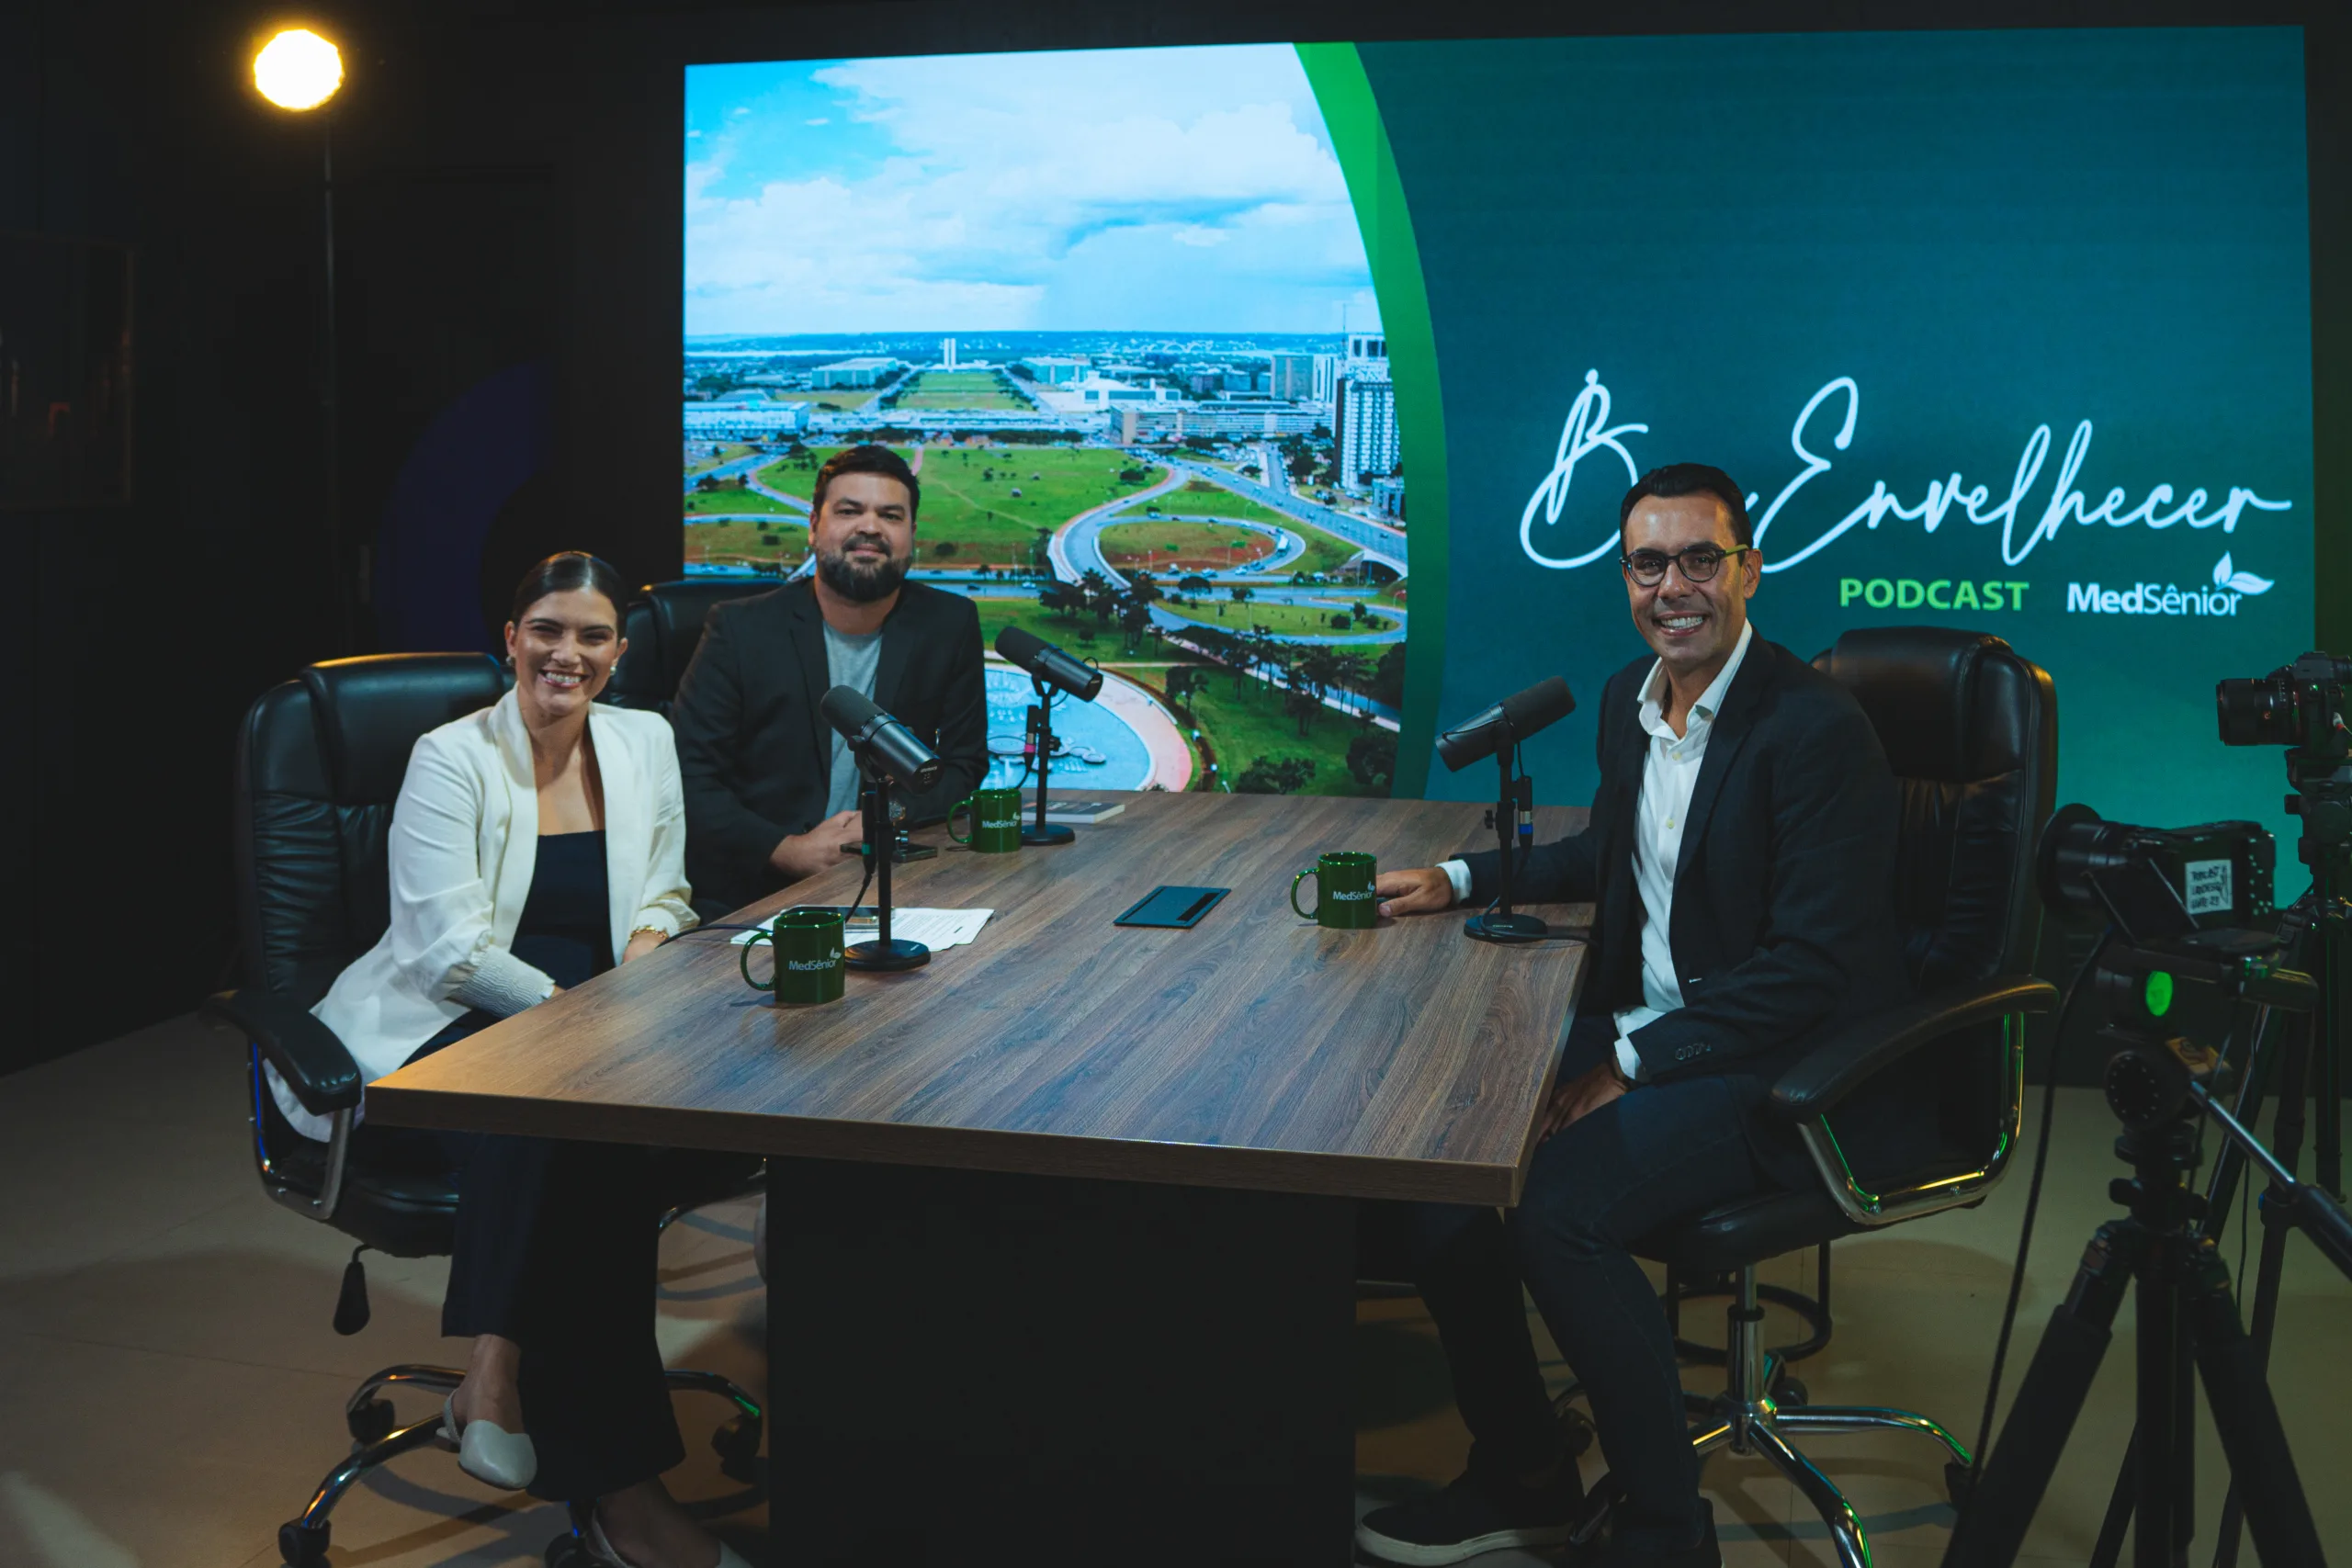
[[1022, 676, 1075, 847], [843, 768, 929, 971], [1465, 735, 1546, 944]]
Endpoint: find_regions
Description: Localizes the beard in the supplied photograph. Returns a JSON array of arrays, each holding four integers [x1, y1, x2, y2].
[[815, 535, 910, 604]]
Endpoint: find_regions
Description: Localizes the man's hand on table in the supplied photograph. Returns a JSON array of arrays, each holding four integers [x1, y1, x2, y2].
[[770, 810, 865, 881], [1375, 865, 1455, 919], [1538, 1062, 1629, 1142]]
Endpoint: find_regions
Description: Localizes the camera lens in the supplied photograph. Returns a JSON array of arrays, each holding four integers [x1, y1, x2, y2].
[[2037, 804, 2130, 924], [2215, 677, 2290, 748]]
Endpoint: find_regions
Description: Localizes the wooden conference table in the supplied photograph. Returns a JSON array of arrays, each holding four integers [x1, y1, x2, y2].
[[371, 789, 1589, 1565]]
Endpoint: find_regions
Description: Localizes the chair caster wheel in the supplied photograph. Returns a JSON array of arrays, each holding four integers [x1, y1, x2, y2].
[[1558, 1405, 1597, 1461], [1946, 1461, 1977, 1508], [544, 1534, 595, 1567], [1771, 1375, 1808, 1408], [713, 1414, 763, 1484], [278, 1518, 330, 1567], [346, 1396, 396, 1446]]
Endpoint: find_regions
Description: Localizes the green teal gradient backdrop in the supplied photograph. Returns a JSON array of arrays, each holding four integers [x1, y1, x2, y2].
[[1339, 28, 2312, 871]]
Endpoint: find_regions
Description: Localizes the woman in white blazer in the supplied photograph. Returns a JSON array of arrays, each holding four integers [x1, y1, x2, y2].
[[283, 554, 747, 1568]]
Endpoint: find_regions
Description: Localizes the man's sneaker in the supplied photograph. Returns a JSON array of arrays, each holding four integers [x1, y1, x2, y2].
[[1577, 1500, 1721, 1566], [1355, 1463, 1585, 1566]]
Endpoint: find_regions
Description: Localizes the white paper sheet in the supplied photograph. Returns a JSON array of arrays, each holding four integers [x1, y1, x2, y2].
[[729, 908, 993, 950]]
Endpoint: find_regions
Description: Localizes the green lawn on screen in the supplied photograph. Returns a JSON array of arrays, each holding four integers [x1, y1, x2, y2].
[[683, 487, 800, 516], [888, 370, 1033, 412], [682, 443, 759, 479], [967, 594, 1381, 795], [1177, 673, 1383, 797], [1148, 479, 1295, 528], [1096, 520, 1273, 571], [1159, 599, 1397, 637], [754, 446, 1167, 568], [969, 597, 1181, 659], [684, 519, 806, 573]]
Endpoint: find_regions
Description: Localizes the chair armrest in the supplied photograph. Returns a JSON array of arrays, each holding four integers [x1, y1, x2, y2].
[[199, 989, 362, 1116], [1768, 975, 2059, 1121]]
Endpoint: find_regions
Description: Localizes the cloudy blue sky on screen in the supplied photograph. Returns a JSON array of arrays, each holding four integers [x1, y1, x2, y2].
[[684, 46, 1379, 337]]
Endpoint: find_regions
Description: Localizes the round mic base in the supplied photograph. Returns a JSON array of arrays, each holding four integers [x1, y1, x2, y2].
[[1464, 912, 1550, 944], [1021, 824, 1077, 846], [844, 939, 931, 972]]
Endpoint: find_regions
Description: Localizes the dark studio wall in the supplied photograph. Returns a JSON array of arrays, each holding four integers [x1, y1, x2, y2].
[[3, 0, 2343, 1077]]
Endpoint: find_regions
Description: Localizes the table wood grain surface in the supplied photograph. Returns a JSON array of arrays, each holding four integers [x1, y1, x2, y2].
[[368, 791, 1589, 1205]]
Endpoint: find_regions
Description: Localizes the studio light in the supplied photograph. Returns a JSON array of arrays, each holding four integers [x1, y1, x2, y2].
[[254, 28, 343, 111]]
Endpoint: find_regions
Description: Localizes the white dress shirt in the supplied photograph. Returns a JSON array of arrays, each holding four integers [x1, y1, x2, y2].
[[1442, 620, 1755, 1081]]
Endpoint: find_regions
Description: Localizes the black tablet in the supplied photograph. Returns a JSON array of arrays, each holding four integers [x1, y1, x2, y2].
[[1113, 885, 1231, 929]]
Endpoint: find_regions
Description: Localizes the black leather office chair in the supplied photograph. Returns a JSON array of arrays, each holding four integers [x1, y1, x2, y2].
[[606, 579, 777, 712], [1566, 627, 2060, 1567], [200, 653, 763, 1568]]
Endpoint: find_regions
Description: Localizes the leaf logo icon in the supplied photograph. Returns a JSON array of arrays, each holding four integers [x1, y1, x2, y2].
[[2213, 553, 2274, 595]]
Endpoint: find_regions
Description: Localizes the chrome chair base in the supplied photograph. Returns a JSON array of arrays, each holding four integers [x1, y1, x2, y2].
[[274, 1362, 764, 1567], [1575, 1268, 1972, 1568]]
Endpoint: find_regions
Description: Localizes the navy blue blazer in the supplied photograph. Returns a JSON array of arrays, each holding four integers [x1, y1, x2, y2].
[[1460, 637, 1920, 1185]]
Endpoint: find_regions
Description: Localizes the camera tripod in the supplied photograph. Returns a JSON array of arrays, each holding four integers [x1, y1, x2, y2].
[[2069, 743, 2351, 1568], [1941, 1026, 2331, 1568]]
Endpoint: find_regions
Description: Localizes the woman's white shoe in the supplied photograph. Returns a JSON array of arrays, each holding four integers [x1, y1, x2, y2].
[[582, 1509, 752, 1568], [440, 1393, 538, 1490]]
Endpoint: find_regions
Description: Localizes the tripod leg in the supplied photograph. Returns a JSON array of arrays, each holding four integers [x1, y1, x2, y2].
[[2212, 1011, 2314, 1568], [2314, 867, 2344, 1199], [2186, 1247, 2326, 1567], [1943, 1222, 2142, 1568], [2199, 1003, 2278, 1247], [2132, 1253, 2182, 1568], [2087, 1438, 2132, 1568]]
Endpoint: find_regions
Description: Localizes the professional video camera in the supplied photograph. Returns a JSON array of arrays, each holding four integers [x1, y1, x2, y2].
[[2216, 650, 2352, 754]]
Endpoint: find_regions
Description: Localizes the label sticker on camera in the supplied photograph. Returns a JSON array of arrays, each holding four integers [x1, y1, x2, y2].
[[2182, 859, 2233, 918]]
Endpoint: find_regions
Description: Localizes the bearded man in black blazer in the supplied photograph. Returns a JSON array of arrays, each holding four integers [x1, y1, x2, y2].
[[670, 445, 987, 917], [1355, 465, 1914, 1568]]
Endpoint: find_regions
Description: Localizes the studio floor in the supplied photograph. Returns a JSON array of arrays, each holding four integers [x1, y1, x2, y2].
[[2, 1015, 2346, 1567]]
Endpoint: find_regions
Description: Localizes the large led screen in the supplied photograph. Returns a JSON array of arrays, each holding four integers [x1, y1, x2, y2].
[[686, 30, 2314, 863]]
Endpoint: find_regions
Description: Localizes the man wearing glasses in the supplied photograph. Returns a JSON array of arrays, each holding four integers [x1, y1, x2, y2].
[[1357, 464, 1912, 1567]]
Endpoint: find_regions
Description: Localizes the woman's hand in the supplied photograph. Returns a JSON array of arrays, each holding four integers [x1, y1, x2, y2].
[[621, 929, 665, 965], [1537, 1062, 1629, 1142]]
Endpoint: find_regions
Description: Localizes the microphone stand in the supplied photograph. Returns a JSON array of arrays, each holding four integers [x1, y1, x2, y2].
[[844, 766, 930, 971], [1465, 734, 1547, 944], [1022, 674, 1076, 846]]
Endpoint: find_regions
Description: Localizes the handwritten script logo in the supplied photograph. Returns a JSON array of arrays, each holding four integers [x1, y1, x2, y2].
[[1519, 370, 2292, 578]]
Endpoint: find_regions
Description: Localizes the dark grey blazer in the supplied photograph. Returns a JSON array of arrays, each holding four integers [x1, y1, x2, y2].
[[669, 579, 988, 915]]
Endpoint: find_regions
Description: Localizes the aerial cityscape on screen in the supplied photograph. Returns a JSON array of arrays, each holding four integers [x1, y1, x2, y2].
[[684, 46, 1406, 797]]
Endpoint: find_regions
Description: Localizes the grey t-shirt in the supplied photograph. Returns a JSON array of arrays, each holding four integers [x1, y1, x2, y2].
[[823, 624, 885, 817]]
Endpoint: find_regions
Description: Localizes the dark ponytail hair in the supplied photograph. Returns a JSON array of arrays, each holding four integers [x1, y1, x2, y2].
[[509, 551, 628, 625]]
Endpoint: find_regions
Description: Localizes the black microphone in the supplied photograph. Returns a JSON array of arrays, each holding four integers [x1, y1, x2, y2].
[[1435, 675, 1576, 773], [819, 686, 943, 791], [996, 626, 1103, 701]]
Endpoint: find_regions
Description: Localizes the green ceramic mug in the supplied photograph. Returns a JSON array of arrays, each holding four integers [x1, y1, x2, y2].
[[739, 908, 846, 1004], [949, 785, 1025, 854], [1291, 851, 1379, 930]]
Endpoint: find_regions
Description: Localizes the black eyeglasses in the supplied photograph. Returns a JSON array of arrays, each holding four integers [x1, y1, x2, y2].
[[1620, 545, 1754, 587]]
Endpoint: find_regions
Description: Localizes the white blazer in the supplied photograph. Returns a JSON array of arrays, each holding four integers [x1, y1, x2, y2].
[[269, 692, 697, 1140]]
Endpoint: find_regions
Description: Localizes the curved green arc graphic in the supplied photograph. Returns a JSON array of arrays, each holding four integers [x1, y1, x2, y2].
[[1297, 42, 1445, 799]]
